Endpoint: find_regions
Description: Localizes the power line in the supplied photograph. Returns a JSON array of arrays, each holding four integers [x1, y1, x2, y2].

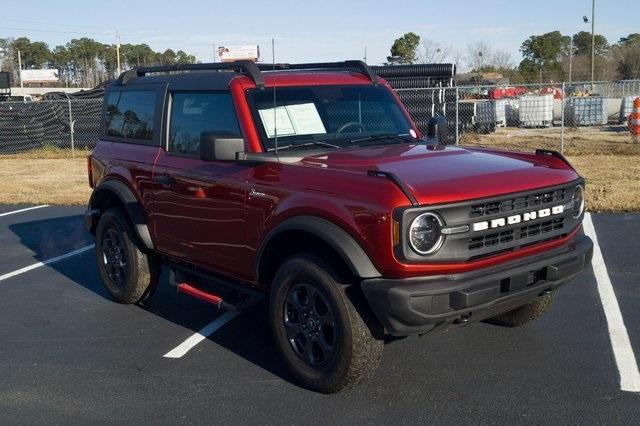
[[0, 25, 114, 36]]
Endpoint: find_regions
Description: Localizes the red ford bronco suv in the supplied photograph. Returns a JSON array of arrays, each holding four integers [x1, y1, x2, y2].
[[86, 60, 593, 393]]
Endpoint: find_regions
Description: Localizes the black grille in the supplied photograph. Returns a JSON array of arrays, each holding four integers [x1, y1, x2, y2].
[[519, 218, 564, 239], [469, 188, 567, 218], [469, 230, 514, 250], [469, 218, 566, 251]]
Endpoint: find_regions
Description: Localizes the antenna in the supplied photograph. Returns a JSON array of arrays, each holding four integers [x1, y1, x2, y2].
[[272, 37, 278, 157]]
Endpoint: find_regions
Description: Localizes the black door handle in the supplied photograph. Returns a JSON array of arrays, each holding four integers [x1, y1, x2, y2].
[[154, 174, 177, 187]]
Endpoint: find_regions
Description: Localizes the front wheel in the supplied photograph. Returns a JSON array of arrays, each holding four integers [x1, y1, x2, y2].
[[269, 255, 383, 393]]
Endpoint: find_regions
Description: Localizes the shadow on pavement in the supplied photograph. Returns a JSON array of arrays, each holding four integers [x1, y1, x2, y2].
[[8, 212, 294, 386]]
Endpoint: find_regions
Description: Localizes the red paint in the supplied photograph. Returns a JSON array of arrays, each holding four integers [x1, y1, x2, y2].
[[177, 283, 223, 307], [89, 70, 583, 287]]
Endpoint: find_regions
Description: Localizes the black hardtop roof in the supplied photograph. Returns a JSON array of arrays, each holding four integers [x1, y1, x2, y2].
[[110, 60, 377, 91]]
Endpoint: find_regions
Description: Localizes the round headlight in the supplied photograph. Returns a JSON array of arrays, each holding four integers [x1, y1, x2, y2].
[[572, 185, 585, 219], [409, 212, 444, 255]]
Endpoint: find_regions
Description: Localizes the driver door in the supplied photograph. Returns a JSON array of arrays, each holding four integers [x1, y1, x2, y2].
[[149, 91, 252, 280]]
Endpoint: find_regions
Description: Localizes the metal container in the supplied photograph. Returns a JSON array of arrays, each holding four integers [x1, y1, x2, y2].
[[565, 96, 607, 126]]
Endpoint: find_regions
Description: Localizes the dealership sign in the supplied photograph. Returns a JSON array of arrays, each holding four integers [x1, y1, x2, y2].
[[20, 69, 59, 83], [217, 45, 259, 62]]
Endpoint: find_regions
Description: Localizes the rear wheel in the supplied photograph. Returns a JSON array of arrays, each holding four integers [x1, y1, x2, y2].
[[269, 255, 383, 393], [95, 208, 159, 304], [486, 290, 557, 327]]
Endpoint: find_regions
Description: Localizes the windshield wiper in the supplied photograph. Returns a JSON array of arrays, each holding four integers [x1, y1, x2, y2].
[[348, 133, 416, 146], [269, 140, 341, 152]]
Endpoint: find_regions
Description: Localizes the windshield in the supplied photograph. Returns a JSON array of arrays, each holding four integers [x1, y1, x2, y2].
[[247, 85, 414, 151]]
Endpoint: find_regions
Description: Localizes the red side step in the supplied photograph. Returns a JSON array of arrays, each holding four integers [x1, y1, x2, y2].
[[177, 283, 236, 311]]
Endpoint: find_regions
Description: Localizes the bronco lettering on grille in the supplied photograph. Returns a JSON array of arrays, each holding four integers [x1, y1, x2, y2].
[[471, 205, 565, 232]]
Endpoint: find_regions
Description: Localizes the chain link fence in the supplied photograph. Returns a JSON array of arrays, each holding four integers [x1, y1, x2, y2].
[[0, 79, 639, 156], [397, 79, 640, 151], [0, 99, 102, 155]]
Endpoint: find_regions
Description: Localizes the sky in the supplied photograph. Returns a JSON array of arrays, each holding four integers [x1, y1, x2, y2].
[[1, 0, 638, 70]]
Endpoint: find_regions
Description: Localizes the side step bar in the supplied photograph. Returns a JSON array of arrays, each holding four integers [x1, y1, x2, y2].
[[169, 264, 263, 311], [177, 283, 237, 311]]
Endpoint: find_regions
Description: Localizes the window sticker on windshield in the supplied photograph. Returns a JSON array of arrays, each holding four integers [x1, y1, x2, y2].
[[286, 103, 326, 135], [258, 103, 326, 138], [259, 106, 296, 137]]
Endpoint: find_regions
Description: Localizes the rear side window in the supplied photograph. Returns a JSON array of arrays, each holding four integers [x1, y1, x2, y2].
[[105, 91, 156, 141], [169, 92, 240, 156]]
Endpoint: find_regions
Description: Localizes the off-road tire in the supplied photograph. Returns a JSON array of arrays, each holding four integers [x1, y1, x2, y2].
[[269, 254, 383, 393], [486, 290, 557, 327], [95, 208, 159, 304]]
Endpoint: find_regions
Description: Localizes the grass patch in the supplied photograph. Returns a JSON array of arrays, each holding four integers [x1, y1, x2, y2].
[[4, 146, 92, 159], [0, 131, 638, 211], [0, 157, 90, 205], [568, 155, 640, 213]]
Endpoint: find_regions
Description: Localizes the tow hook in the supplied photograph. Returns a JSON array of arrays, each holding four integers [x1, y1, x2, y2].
[[453, 314, 471, 324]]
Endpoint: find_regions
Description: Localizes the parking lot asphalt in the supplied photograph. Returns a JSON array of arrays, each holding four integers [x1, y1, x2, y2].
[[0, 206, 638, 424]]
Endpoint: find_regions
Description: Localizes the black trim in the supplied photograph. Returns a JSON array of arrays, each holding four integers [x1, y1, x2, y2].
[[117, 60, 265, 87], [86, 180, 154, 250], [361, 234, 593, 336], [256, 216, 382, 279], [367, 170, 418, 206], [257, 60, 378, 83], [535, 149, 576, 171]]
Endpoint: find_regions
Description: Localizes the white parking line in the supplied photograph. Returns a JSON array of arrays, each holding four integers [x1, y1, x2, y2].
[[163, 311, 241, 358], [0, 205, 49, 218], [0, 244, 95, 282], [583, 213, 640, 393]]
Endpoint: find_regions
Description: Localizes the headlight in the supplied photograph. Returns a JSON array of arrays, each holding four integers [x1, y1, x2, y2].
[[408, 212, 444, 255], [572, 185, 585, 218]]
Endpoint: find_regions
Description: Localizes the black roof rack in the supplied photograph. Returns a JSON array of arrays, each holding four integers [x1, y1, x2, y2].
[[117, 60, 265, 87], [256, 60, 378, 83]]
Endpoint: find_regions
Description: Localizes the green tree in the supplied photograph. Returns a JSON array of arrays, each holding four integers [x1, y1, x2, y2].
[[619, 33, 640, 44], [12, 37, 51, 68], [175, 50, 195, 64], [572, 31, 608, 56], [157, 48, 177, 65], [519, 31, 570, 82], [387, 32, 421, 64]]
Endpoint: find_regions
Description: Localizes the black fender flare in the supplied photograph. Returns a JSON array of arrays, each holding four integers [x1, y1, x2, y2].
[[257, 216, 382, 279], [87, 180, 154, 250]]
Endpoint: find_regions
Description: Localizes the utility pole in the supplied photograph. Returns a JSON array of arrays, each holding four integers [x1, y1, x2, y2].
[[364, 47, 367, 64], [115, 31, 122, 76], [568, 38, 573, 84], [590, 0, 595, 91], [213, 44, 216, 63], [17, 50, 23, 88]]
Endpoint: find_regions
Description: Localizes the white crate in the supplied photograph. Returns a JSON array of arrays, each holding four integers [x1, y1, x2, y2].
[[519, 94, 554, 127]]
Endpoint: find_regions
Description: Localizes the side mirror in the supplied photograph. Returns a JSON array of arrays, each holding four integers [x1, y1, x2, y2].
[[427, 116, 448, 144], [200, 131, 245, 162]]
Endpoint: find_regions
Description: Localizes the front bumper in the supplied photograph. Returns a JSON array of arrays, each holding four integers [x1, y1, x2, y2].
[[361, 234, 593, 336]]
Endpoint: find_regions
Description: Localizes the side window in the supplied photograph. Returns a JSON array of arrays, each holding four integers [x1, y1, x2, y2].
[[169, 92, 240, 156], [105, 91, 156, 141]]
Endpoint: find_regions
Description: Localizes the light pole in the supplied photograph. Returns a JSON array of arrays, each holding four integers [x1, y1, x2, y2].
[[115, 31, 121, 76], [17, 49, 23, 89], [568, 37, 573, 84], [590, 0, 595, 91]]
